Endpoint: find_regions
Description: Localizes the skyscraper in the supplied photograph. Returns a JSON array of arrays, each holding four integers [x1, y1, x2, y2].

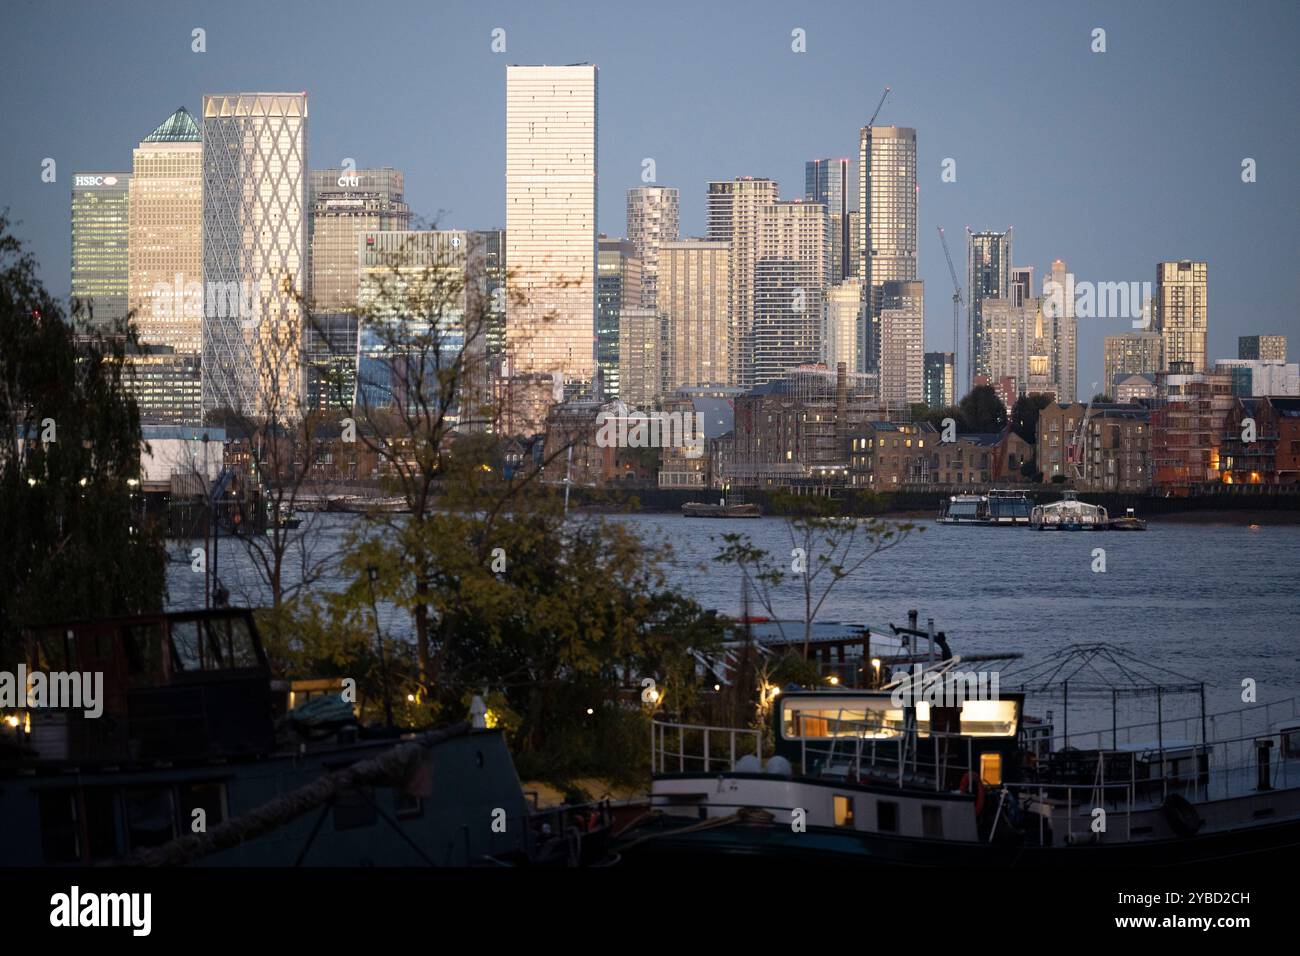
[[1103, 331, 1164, 394], [71, 171, 130, 331], [127, 107, 203, 424], [879, 280, 924, 410], [707, 177, 778, 389], [626, 186, 679, 309], [596, 237, 642, 399], [824, 279, 863, 375], [1155, 260, 1208, 373], [966, 229, 1012, 390], [309, 167, 410, 312], [858, 126, 917, 373], [201, 92, 308, 418], [1045, 259, 1076, 401], [505, 65, 598, 391], [806, 158, 850, 281], [752, 201, 829, 386], [924, 352, 955, 409], [659, 239, 729, 391], [618, 306, 660, 407], [1239, 335, 1286, 361]]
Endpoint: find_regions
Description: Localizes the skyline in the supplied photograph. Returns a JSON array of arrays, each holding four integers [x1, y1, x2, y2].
[[2, 0, 1298, 393]]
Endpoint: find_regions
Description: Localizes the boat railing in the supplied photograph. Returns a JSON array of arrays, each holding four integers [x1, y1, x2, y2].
[[651, 719, 763, 774]]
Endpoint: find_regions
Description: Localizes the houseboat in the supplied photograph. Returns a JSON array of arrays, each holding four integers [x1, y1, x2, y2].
[[0, 608, 613, 867], [618, 621, 1300, 865], [936, 489, 1033, 525], [1109, 508, 1148, 531], [1029, 490, 1109, 530]]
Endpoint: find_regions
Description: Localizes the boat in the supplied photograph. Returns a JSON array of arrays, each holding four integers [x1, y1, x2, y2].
[[683, 495, 762, 518], [617, 616, 1300, 866], [1110, 508, 1147, 531], [936, 489, 1032, 525], [1029, 490, 1108, 530], [0, 608, 615, 867]]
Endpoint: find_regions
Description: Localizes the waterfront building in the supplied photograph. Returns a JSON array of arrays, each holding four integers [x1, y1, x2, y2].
[[858, 127, 917, 375], [1221, 396, 1300, 484], [1238, 335, 1286, 361], [752, 200, 829, 386], [659, 239, 729, 392], [1037, 402, 1150, 490], [707, 177, 779, 388], [626, 186, 679, 309], [201, 92, 308, 419], [1149, 363, 1233, 492], [923, 352, 955, 409], [930, 430, 1032, 486], [966, 229, 1012, 390], [847, 421, 936, 488], [1104, 331, 1164, 397], [505, 65, 598, 391], [1213, 359, 1300, 397], [596, 237, 643, 400], [71, 170, 130, 332], [617, 306, 661, 408], [1154, 260, 1208, 373], [878, 279, 924, 411]]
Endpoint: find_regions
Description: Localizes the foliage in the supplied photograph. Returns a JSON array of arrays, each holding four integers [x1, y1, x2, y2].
[[0, 216, 165, 661], [958, 385, 1007, 433], [1009, 392, 1055, 445]]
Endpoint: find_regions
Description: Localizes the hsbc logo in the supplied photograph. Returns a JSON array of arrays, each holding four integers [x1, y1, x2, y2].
[[75, 175, 119, 187]]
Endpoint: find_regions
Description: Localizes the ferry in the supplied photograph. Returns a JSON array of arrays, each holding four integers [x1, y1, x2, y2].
[[936, 489, 1033, 525], [617, 616, 1300, 866], [1030, 490, 1109, 530]]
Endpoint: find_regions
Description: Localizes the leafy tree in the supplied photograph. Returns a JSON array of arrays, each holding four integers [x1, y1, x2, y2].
[[0, 216, 165, 660], [1010, 392, 1055, 445], [714, 491, 916, 657], [1091, 392, 1113, 404], [958, 385, 1007, 433]]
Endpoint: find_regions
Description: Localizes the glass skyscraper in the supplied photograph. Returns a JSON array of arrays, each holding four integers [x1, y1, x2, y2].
[[966, 229, 1012, 390], [858, 127, 917, 374], [71, 171, 130, 331]]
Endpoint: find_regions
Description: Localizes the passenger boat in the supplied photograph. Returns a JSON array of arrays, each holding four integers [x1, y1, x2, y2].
[[936, 489, 1032, 525], [0, 608, 614, 867], [1029, 490, 1108, 530], [1109, 508, 1147, 531], [617, 617, 1300, 865], [683, 495, 762, 518]]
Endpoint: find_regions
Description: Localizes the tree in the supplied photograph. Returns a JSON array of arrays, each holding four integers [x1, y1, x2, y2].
[[0, 216, 165, 661], [714, 491, 916, 657], [1010, 392, 1055, 445], [958, 385, 1006, 433], [1091, 392, 1113, 404]]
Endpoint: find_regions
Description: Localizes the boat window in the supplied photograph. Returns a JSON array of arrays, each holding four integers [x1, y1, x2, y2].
[[122, 623, 164, 677], [877, 800, 898, 833], [169, 616, 261, 672], [126, 787, 177, 850], [39, 789, 80, 863], [922, 805, 944, 838], [980, 752, 1003, 786], [179, 782, 227, 831], [84, 788, 122, 860], [833, 795, 855, 828], [169, 621, 204, 672], [957, 699, 1018, 736], [783, 698, 906, 739], [1280, 728, 1300, 759]]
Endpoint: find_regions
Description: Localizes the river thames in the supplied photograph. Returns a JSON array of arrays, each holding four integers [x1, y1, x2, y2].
[[166, 513, 1300, 734]]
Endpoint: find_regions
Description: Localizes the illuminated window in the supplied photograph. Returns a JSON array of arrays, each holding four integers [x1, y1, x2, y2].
[[833, 795, 855, 828], [980, 752, 1003, 786]]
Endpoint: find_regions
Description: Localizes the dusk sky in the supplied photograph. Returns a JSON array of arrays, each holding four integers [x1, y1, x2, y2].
[[2, 0, 1297, 390]]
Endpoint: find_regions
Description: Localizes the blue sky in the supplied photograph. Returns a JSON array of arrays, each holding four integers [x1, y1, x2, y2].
[[2, 0, 1297, 389]]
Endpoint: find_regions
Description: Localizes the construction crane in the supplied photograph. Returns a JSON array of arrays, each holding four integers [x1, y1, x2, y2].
[[868, 86, 891, 127], [937, 227, 963, 400], [1067, 382, 1099, 482]]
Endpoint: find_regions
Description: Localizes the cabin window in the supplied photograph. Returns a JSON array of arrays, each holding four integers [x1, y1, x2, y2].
[[84, 789, 122, 860], [877, 800, 898, 833], [39, 789, 80, 863], [980, 752, 1003, 787], [783, 697, 906, 739], [1281, 728, 1300, 759], [958, 699, 1018, 736], [122, 623, 164, 676], [833, 795, 855, 828], [333, 786, 378, 830], [922, 805, 944, 838], [126, 787, 177, 850]]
